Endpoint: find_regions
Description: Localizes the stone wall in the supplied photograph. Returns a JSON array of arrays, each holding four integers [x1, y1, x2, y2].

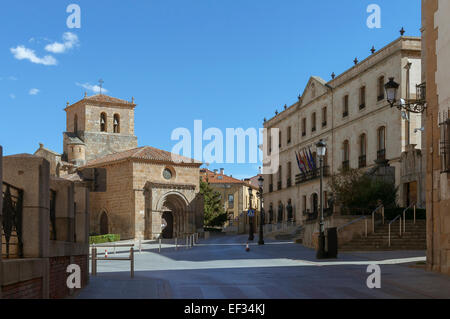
[[79, 131, 138, 162], [89, 161, 135, 239], [1, 152, 90, 299]]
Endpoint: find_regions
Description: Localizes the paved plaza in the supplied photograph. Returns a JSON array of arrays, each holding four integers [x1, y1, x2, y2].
[[77, 234, 450, 299]]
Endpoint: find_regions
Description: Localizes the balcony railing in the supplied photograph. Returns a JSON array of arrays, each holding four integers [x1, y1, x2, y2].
[[2, 182, 24, 259], [295, 166, 330, 185], [377, 149, 386, 161], [377, 94, 385, 101], [359, 155, 367, 168], [342, 160, 350, 171]]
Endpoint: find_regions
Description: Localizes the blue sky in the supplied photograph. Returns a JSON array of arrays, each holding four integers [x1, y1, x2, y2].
[[0, 0, 421, 180]]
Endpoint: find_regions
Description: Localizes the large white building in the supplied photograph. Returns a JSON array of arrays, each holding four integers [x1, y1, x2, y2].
[[262, 36, 423, 224]]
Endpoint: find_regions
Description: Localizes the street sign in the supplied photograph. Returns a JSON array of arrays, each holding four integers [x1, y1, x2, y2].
[[247, 209, 255, 217]]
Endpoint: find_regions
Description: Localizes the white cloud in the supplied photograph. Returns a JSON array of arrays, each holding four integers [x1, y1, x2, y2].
[[45, 32, 79, 54], [10, 94, 16, 99], [76, 82, 108, 94], [10, 46, 57, 66], [29, 88, 40, 95]]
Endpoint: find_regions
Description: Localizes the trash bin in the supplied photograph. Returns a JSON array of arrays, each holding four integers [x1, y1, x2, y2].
[[326, 227, 338, 258]]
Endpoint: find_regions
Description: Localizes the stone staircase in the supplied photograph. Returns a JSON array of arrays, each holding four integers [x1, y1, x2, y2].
[[340, 220, 426, 251]]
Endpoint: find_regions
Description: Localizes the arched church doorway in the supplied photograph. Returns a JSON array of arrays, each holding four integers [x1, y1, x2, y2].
[[100, 211, 109, 235], [161, 211, 174, 239]]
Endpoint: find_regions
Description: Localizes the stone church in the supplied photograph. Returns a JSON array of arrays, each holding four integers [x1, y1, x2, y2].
[[35, 93, 204, 240]]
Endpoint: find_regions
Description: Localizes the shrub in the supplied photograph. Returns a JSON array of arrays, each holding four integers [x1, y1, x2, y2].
[[89, 234, 121, 244]]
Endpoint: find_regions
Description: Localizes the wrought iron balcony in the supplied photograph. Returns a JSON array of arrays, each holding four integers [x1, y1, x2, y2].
[[358, 155, 367, 168], [295, 166, 330, 185], [2, 182, 24, 259], [377, 149, 386, 161]]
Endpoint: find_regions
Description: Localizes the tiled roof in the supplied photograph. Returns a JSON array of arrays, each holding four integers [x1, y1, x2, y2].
[[83, 146, 201, 167], [66, 94, 136, 109], [84, 94, 134, 105], [200, 169, 256, 188]]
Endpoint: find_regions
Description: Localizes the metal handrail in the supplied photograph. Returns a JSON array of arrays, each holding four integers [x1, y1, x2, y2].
[[371, 205, 384, 233], [402, 203, 416, 234], [388, 215, 402, 247]]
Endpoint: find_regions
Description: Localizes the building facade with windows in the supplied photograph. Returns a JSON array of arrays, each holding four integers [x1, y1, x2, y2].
[[200, 169, 260, 226], [263, 36, 422, 224]]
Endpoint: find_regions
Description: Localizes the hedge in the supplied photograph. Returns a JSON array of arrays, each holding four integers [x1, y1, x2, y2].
[[89, 234, 121, 244]]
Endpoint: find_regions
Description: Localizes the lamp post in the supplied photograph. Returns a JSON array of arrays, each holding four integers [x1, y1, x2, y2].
[[248, 186, 254, 241], [385, 77, 427, 114], [258, 175, 264, 245], [316, 139, 327, 259]]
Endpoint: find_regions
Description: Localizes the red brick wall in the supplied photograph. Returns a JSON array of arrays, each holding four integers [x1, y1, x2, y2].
[[2, 278, 43, 299], [49, 256, 71, 299], [49, 255, 88, 299]]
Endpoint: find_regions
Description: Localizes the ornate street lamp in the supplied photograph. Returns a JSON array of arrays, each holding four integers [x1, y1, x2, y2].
[[385, 77, 427, 114], [316, 139, 327, 259], [258, 175, 265, 245], [248, 186, 254, 241]]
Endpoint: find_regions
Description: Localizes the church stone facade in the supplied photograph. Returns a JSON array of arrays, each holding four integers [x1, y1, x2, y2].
[[36, 93, 204, 241]]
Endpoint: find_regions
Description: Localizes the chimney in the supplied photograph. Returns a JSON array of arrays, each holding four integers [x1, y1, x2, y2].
[[213, 169, 218, 175], [220, 168, 224, 175]]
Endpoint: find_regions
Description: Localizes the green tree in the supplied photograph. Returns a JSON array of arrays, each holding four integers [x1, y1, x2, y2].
[[328, 168, 398, 215], [200, 178, 227, 227]]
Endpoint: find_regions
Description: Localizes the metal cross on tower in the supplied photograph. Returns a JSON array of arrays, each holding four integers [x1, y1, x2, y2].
[[98, 79, 104, 95]]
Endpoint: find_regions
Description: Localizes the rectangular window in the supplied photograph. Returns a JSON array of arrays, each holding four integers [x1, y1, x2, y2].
[[359, 86, 366, 109], [302, 118, 306, 136], [322, 107, 327, 127], [440, 119, 450, 172], [378, 76, 385, 101], [228, 194, 234, 209], [287, 126, 292, 144], [343, 95, 349, 117], [287, 162, 292, 187], [279, 131, 282, 148], [312, 113, 316, 132]]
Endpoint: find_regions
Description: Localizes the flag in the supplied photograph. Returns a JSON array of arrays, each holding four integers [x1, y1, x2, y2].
[[296, 151, 306, 175], [303, 149, 312, 171], [309, 147, 317, 170]]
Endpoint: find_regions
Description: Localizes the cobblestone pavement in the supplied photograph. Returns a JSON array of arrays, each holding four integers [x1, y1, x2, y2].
[[77, 234, 450, 299]]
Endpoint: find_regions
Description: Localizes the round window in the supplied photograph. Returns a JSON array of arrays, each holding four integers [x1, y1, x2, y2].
[[163, 168, 173, 180]]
